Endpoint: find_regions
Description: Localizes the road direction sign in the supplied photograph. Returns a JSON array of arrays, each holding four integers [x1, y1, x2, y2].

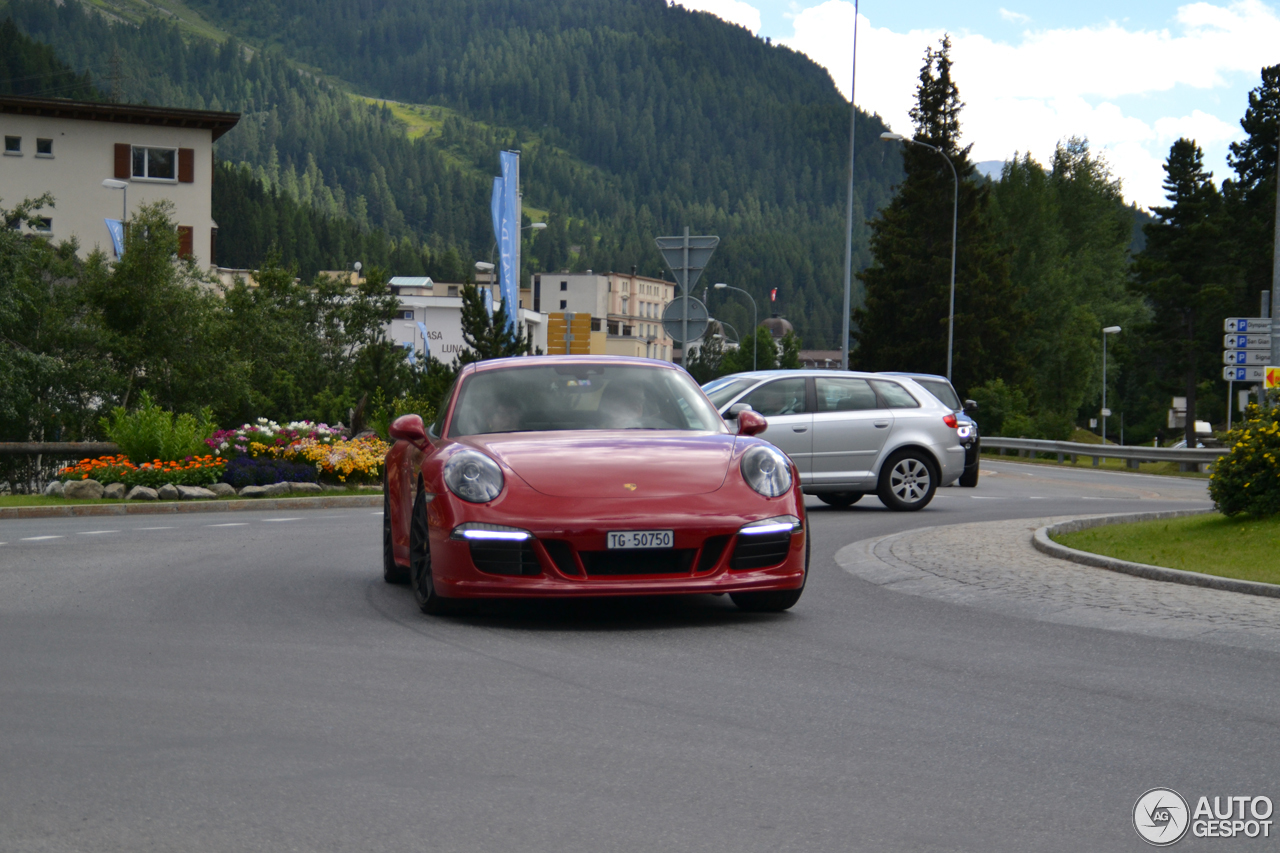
[[1224, 317, 1272, 333], [1224, 349, 1271, 365], [1224, 334, 1272, 349], [661, 296, 709, 343], [1224, 365, 1267, 381], [1268, 366, 1280, 389]]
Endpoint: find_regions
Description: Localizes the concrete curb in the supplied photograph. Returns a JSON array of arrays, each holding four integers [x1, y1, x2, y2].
[[1032, 508, 1280, 600], [0, 494, 382, 520]]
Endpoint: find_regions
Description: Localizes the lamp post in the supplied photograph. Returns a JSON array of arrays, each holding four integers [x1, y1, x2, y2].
[[1101, 325, 1121, 444], [713, 282, 758, 371], [840, 0, 860, 371], [880, 132, 959, 381], [101, 178, 127, 222]]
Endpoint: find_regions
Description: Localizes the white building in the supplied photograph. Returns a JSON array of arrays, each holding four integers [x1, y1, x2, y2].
[[0, 95, 239, 268], [386, 277, 547, 363], [522, 270, 678, 361]]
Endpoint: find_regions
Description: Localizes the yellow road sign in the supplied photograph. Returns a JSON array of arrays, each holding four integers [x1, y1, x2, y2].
[[547, 312, 593, 354], [1267, 366, 1280, 389]]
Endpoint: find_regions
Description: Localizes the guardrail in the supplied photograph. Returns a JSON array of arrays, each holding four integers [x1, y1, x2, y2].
[[0, 442, 120, 455], [982, 437, 1226, 471]]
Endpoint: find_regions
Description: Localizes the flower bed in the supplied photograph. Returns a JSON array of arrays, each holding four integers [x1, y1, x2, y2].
[[208, 419, 387, 483], [59, 454, 227, 488], [221, 456, 318, 490]]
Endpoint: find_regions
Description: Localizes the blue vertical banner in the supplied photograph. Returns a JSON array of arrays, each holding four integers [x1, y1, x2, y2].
[[105, 219, 124, 258], [497, 150, 520, 332], [490, 177, 503, 254], [415, 322, 431, 360]]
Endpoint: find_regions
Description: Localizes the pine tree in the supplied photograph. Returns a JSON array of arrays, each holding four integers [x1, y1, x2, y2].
[[1132, 139, 1235, 445], [456, 284, 533, 363], [852, 36, 1026, 397], [1223, 64, 1280, 315]]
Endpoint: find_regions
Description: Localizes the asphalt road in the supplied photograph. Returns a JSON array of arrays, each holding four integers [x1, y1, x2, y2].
[[5, 461, 1269, 852]]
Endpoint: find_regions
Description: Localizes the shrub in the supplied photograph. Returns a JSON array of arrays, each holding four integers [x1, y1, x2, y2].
[[1209, 404, 1280, 518], [969, 378, 1034, 437], [101, 392, 215, 462], [220, 456, 318, 490]]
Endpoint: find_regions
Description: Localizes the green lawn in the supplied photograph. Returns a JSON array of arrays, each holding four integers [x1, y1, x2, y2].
[[0, 487, 378, 508], [1054, 513, 1280, 585]]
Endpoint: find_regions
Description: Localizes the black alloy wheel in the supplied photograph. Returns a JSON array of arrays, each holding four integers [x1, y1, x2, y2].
[[730, 525, 809, 613], [383, 477, 409, 584], [877, 450, 938, 511], [817, 492, 863, 508], [409, 487, 453, 615]]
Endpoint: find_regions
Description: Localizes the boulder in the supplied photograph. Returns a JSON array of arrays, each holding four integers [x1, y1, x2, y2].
[[287, 482, 323, 494], [207, 482, 237, 498], [43, 480, 64, 498], [177, 485, 216, 500], [103, 482, 126, 500], [156, 483, 180, 501], [238, 485, 268, 498], [261, 481, 291, 497], [125, 486, 158, 501], [63, 479, 104, 500]]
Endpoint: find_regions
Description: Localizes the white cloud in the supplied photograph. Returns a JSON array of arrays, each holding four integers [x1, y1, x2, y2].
[[999, 8, 1031, 25], [780, 0, 1280, 207], [673, 0, 763, 33]]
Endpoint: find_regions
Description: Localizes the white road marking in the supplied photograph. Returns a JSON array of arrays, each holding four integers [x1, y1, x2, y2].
[[970, 496, 1006, 500], [21, 535, 62, 541], [78, 530, 119, 535], [135, 526, 174, 531], [263, 517, 302, 522], [206, 523, 249, 527]]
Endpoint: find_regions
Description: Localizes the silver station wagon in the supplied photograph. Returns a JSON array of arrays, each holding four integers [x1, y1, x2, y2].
[[702, 370, 968, 511]]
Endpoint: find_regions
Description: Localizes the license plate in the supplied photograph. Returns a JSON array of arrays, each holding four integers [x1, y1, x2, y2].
[[607, 530, 673, 549]]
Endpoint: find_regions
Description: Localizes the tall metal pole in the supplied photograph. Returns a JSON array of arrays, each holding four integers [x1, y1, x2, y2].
[[1102, 332, 1108, 444], [946, 158, 958, 382], [682, 226, 690, 362], [840, 0, 860, 371]]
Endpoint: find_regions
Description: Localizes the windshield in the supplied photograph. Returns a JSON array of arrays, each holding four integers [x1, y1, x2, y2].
[[701, 376, 761, 410], [915, 379, 961, 410], [450, 364, 726, 436]]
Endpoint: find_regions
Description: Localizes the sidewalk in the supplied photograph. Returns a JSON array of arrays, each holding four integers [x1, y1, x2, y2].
[[835, 515, 1280, 654]]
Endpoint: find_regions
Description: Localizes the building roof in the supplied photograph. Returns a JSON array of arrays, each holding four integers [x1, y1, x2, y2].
[[760, 314, 794, 338], [0, 95, 241, 141]]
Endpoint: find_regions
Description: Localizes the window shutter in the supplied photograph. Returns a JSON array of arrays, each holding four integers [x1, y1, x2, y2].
[[178, 148, 195, 183], [210, 227, 217, 266], [177, 225, 194, 259], [114, 143, 130, 179]]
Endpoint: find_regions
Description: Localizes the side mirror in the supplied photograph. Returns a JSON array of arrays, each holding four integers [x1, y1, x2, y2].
[[389, 413, 428, 448], [963, 399, 979, 413], [736, 409, 768, 437], [728, 402, 754, 418]]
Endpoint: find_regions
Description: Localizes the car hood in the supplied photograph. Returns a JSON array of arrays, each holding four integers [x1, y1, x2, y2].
[[465, 432, 736, 498]]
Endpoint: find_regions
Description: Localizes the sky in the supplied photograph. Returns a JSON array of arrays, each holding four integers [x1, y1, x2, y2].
[[673, 0, 1280, 210]]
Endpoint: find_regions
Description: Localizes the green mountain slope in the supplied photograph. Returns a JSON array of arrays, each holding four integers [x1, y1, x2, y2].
[[5, 0, 903, 347]]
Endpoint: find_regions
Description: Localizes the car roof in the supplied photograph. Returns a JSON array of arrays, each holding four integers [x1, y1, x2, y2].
[[880, 371, 952, 383], [464, 354, 678, 375], [711, 369, 906, 381]]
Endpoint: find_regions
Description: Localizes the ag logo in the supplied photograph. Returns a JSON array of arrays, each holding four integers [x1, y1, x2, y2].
[[1134, 788, 1190, 846]]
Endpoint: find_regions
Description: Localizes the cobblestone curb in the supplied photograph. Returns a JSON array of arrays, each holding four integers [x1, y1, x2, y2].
[[1033, 508, 1280, 600], [0, 494, 381, 520]]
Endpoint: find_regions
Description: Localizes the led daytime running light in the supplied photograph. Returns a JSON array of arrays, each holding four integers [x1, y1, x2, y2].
[[740, 516, 801, 536], [451, 523, 531, 541]]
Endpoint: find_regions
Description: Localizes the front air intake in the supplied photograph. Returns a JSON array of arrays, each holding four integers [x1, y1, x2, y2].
[[469, 541, 540, 576], [729, 531, 792, 570]]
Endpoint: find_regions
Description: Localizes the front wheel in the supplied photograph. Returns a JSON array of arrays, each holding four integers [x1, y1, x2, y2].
[[731, 526, 809, 612], [877, 450, 938, 511], [383, 478, 408, 584], [817, 492, 863, 508], [409, 488, 455, 615]]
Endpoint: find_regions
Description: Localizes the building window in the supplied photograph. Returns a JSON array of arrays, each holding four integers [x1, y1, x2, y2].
[[608, 321, 620, 335], [132, 146, 176, 180], [36, 138, 53, 156], [400, 310, 414, 320], [4, 136, 19, 154], [560, 281, 568, 291], [447, 285, 459, 297], [560, 299, 567, 310], [590, 318, 601, 332], [34, 218, 52, 232]]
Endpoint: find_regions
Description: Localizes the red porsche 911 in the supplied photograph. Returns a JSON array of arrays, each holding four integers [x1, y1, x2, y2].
[[382, 356, 808, 614]]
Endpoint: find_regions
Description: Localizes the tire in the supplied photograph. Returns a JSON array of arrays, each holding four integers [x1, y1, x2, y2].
[[817, 492, 863, 508], [382, 477, 409, 584], [409, 487, 455, 615], [877, 450, 938, 512], [959, 462, 979, 488], [730, 524, 809, 613]]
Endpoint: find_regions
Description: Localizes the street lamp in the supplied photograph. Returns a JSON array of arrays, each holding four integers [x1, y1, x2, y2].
[[840, 0, 861, 371], [101, 178, 127, 222], [880, 131, 959, 381], [1102, 325, 1121, 444], [714, 282, 758, 371]]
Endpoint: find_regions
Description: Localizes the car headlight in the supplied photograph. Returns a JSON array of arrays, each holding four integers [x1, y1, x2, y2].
[[957, 425, 972, 439], [444, 449, 504, 503], [740, 444, 792, 497]]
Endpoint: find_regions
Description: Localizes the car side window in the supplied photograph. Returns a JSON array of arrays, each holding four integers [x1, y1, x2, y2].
[[870, 380, 921, 409], [815, 377, 879, 412], [742, 378, 807, 416], [431, 380, 456, 436]]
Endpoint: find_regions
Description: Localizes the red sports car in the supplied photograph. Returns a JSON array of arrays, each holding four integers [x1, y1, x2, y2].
[[382, 356, 808, 614]]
